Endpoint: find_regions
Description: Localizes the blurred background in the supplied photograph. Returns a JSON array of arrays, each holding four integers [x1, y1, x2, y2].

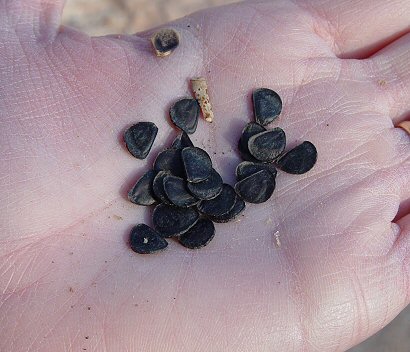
[[62, 1, 409, 351]]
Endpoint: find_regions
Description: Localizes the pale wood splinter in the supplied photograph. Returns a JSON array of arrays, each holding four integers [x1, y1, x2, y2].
[[191, 77, 214, 123]]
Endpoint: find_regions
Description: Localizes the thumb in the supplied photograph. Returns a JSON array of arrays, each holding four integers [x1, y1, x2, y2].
[[1, 0, 66, 41]]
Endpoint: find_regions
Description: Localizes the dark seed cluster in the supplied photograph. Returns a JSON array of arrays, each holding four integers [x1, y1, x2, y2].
[[233, 88, 318, 204], [124, 88, 317, 254]]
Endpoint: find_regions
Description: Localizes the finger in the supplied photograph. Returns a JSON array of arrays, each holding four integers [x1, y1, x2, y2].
[[367, 33, 410, 124], [0, 0, 66, 41], [296, 0, 410, 58]]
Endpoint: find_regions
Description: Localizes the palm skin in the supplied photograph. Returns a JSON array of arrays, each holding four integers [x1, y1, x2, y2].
[[1, 0, 409, 351]]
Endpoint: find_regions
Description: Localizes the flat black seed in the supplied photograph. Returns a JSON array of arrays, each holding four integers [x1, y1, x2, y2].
[[210, 197, 246, 223], [178, 218, 216, 249], [197, 184, 236, 217], [276, 141, 318, 174], [124, 122, 158, 159], [187, 168, 223, 200], [151, 28, 180, 57], [235, 170, 276, 204], [182, 147, 212, 183], [128, 170, 157, 206], [153, 204, 200, 238], [170, 98, 200, 134], [171, 132, 194, 149], [129, 224, 168, 254], [248, 128, 286, 162], [153, 148, 184, 177], [236, 161, 277, 181], [238, 122, 266, 161], [152, 171, 172, 204], [253, 88, 282, 126], [163, 175, 199, 207]]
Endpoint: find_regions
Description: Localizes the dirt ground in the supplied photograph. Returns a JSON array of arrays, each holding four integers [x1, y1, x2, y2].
[[62, 1, 410, 351]]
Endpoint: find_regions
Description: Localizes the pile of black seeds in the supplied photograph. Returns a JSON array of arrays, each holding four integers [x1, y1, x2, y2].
[[124, 88, 317, 254]]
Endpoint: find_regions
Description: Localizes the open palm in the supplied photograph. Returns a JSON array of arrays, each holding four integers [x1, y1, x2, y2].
[[1, 0, 409, 351]]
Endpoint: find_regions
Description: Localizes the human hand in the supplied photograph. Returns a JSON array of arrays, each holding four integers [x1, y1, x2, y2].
[[0, 0, 409, 351]]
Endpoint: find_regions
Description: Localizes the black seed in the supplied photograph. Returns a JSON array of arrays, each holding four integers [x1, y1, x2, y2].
[[128, 170, 157, 206], [129, 224, 168, 254], [170, 98, 200, 134], [153, 148, 184, 177], [238, 122, 266, 162], [235, 170, 276, 204], [171, 132, 194, 149], [248, 128, 286, 162], [236, 161, 277, 181], [253, 88, 282, 126], [210, 197, 246, 223], [153, 204, 200, 238], [151, 28, 180, 57], [197, 184, 236, 217], [178, 218, 216, 249], [124, 122, 158, 159], [276, 141, 317, 174], [163, 175, 199, 207], [187, 168, 223, 200], [152, 171, 172, 204], [182, 147, 212, 183]]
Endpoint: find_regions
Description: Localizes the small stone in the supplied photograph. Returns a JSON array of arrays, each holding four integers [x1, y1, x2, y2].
[[128, 170, 157, 206], [235, 170, 276, 204], [248, 128, 286, 162], [154, 148, 184, 177], [130, 224, 168, 254], [238, 122, 266, 161], [187, 168, 223, 200], [210, 197, 246, 223], [179, 218, 216, 249], [276, 141, 318, 174], [152, 171, 172, 204], [153, 204, 200, 238], [163, 175, 199, 207], [236, 161, 277, 181], [171, 132, 194, 149], [124, 122, 158, 159], [197, 184, 236, 217], [151, 28, 180, 57], [170, 98, 200, 134], [182, 147, 212, 183], [253, 88, 282, 126]]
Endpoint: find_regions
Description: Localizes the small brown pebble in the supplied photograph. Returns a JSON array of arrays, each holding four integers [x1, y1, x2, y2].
[[151, 28, 180, 57]]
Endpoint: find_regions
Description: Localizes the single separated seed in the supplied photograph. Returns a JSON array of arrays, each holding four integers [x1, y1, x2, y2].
[[170, 98, 200, 134], [128, 170, 157, 206], [130, 224, 168, 254], [248, 128, 286, 162], [151, 28, 180, 57], [179, 218, 216, 249], [124, 122, 158, 159], [253, 88, 282, 126], [276, 141, 318, 174], [235, 170, 276, 204], [153, 204, 200, 238]]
